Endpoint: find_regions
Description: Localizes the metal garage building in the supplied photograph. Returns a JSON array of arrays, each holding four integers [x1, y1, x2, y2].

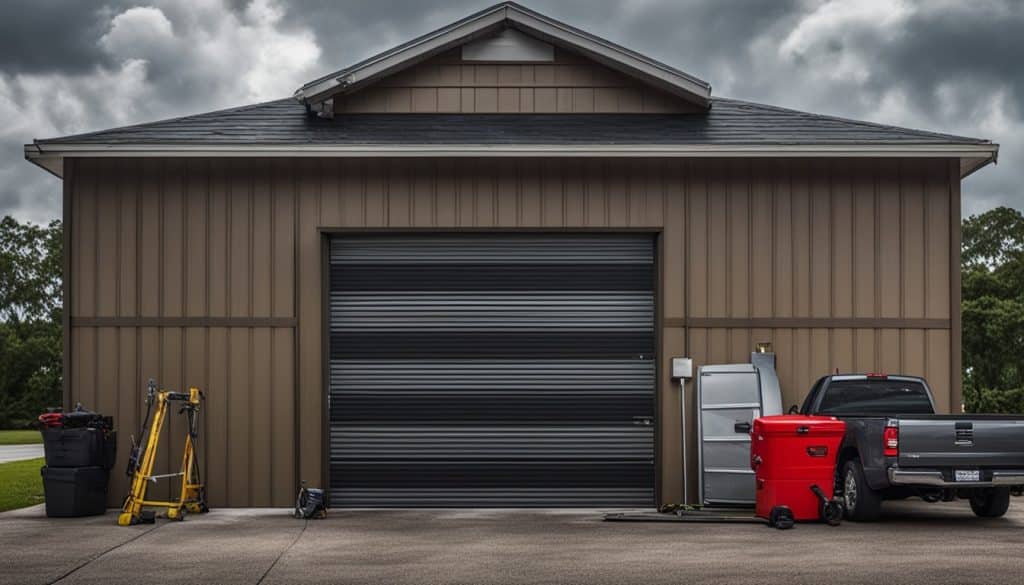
[[26, 3, 998, 508]]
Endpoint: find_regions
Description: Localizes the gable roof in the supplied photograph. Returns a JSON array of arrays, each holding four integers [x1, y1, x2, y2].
[[23, 2, 998, 180], [293, 2, 712, 108], [26, 97, 998, 179]]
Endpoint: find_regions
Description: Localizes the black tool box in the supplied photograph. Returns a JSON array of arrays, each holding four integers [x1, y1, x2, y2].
[[40, 466, 109, 517], [41, 427, 116, 469]]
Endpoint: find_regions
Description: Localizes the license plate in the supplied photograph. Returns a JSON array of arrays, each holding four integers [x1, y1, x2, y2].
[[955, 469, 980, 482]]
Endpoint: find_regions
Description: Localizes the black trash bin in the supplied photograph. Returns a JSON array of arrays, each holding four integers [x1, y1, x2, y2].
[[41, 427, 115, 468], [37, 405, 117, 518], [40, 466, 109, 517]]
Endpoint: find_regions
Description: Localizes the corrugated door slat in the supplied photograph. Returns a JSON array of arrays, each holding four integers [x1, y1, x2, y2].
[[328, 234, 655, 507]]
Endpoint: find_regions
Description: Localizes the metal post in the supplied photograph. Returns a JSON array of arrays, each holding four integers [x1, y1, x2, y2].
[[671, 358, 693, 506], [679, 378, 688, 505]]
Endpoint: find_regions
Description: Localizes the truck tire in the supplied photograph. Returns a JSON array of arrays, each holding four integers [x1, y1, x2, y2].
[[842, 460, 882, 522], [970, 487, 1011, 518]]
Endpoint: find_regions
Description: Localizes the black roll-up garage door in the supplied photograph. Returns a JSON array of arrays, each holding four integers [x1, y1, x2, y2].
[[328, 234, 655, 507]]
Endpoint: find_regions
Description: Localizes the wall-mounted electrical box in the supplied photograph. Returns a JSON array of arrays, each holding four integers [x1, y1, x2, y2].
[[671, 357, 693, 380]]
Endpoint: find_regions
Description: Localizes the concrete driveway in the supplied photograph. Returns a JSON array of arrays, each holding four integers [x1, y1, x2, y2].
[[0, 444, 44, 463], [2, 500, 1023, 585]]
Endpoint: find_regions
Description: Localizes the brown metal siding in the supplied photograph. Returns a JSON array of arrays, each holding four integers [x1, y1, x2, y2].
[[333, 48, 700, 114], [66, 158, 297, 507], [66, 156, 958, 507], [684, 159, 954, 408]]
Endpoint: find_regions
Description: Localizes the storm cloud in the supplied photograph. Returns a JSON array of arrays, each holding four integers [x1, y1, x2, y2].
[[2, 0, 1020, 223]]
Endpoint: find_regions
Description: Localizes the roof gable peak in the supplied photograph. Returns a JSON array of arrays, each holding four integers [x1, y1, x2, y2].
[[294, 2, 711, 108]]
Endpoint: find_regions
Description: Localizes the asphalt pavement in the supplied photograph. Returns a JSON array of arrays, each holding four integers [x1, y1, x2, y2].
[[1, 499, 1023, 585]]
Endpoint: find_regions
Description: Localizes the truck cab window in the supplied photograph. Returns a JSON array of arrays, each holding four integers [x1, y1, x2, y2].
[[817, 379, 934, 415], [800, 377, 827, 414]]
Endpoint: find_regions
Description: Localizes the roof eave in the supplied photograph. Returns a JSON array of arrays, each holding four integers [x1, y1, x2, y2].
[[24, 143, 63, 178], [294, 2, 712, 108], [960, 144, 999, 179], [26, 142, 998, 180]]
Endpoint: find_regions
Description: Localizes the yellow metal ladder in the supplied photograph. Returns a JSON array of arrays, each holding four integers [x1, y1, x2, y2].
[[118, 381, 208, 526]]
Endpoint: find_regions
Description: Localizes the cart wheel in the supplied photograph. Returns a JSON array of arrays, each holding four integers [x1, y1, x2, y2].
[[768, 506, 794, 530], [821, 500, 842, 526]]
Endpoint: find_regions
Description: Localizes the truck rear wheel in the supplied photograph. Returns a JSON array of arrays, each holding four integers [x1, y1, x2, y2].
[[842, 460, 882, 522], [970, 487, 1010, 518]]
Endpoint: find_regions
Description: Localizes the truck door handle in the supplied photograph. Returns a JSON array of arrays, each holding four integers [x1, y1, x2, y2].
[[734, 422, 752, 433]]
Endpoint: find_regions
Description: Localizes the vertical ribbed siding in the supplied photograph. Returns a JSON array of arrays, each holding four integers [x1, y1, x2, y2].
[[685, 159, 955, 410], [65, 158, 297, 507], [65, 157, 958, 508], [328, 234, 656, 506], [334, 48, 699, 114]]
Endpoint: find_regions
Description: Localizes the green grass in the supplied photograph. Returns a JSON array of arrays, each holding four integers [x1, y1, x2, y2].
[[0, 458, 45, 512], [0, 430, 43, 445]]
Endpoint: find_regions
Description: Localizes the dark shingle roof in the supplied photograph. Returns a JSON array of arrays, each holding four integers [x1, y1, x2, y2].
[[35, 97, 989, 147]]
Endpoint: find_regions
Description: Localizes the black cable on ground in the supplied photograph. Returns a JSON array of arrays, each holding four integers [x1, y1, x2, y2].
[[48, 521, 163, 585], [255, 518, 309, 585]]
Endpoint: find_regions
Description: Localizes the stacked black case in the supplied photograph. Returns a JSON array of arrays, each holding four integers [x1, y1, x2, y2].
[[39, 410, 116, 518]]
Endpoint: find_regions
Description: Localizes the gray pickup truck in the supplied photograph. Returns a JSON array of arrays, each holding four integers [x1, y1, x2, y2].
[[798, 374, 1024, 521]]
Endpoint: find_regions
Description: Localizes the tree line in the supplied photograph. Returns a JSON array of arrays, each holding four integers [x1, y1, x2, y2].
[[1, 216, 62, 427], [0, 208, 1022, 426]]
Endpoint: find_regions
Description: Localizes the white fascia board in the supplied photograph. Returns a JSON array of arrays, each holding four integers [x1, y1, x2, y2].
[[26, 143, 998, 179], [296, 8, 508, 103], [504, 9, 711, 105]]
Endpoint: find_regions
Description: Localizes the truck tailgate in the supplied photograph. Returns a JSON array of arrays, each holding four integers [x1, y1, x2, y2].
[[898, 418, 1024, 468]]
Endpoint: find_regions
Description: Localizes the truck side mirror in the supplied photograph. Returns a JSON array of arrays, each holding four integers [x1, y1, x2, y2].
[[788, 405, 799, 414]]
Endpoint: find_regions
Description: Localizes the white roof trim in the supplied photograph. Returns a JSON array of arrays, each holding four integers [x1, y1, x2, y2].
[[26, 142, 997, 179], [294, 2, 711, 107]]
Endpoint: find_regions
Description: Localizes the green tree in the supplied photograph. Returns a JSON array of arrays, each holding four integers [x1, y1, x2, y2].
[[961, 206, 1024, 413], [0, 216, 62, 428]]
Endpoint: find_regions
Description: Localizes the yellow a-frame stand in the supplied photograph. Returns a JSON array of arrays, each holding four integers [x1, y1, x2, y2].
[[118, 381, 208, 526]]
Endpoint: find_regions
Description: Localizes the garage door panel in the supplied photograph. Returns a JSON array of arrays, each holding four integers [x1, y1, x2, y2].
[[329, 235, 653, 264], [328, 234, 655, 507], [330, 331, 654, 358], [331, 264, 654, 291], [330, 359, 655, 388], [335, 462, 654, 489], [330, 394, 654, 424], [329, 293, 655, 330], [334, 489, 653, 508], [330, 427, 655, 459]]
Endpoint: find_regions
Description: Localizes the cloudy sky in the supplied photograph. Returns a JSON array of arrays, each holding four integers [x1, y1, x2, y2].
[[2, 0, 1021, 224]]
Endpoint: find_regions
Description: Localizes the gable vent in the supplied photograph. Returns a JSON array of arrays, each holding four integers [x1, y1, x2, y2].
[[462, 28, 554, 62]]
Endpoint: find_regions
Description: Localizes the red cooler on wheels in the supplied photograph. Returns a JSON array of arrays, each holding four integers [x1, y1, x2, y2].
[[751, 415, 846, 524]]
